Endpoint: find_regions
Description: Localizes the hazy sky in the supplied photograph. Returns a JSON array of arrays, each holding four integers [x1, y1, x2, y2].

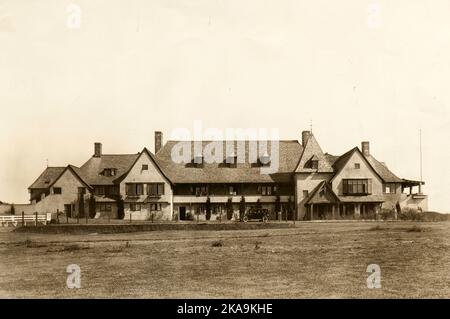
[[0, 0, 449, 212]]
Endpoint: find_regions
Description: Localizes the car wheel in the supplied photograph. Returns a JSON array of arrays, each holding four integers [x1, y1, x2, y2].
[[262, 216, 268, 223], [243, 216, 248, 222]]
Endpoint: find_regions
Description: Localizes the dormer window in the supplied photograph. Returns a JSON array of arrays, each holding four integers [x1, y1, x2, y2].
[[259, 152, 271, 167], [305, 155, 319, 169], [102, 168, 116, 177], [193, 154, 203, 167], [225, 153, 237, 168]]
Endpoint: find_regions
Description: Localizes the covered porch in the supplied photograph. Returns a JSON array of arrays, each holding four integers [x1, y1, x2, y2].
[[303, 181, 384, 220], [305, 202, 383, 220]]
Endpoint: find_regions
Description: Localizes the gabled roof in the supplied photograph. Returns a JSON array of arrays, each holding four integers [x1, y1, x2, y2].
[[155, 140, 303, 183], [364, 155, 403, 183], [304, 181, 340, 204], [78, 153, 140, 185], [117, 148, 173, 186], [29, 165, 93, 190], [294, 134, 334, 173], [330, 147, 384, 183], [330, 147, 403, 184], [29, 167, 66, 189]]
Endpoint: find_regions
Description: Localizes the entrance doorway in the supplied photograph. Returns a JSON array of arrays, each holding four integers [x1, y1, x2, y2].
[[179, 206, 186, 220]]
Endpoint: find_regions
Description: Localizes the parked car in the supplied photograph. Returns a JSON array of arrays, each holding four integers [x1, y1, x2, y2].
[[243, 208, 269, 222]]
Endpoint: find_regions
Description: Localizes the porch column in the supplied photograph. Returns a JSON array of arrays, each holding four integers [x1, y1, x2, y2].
[[362, 204, 366, 219], [310, 204, 314, 221], [343, 205, 346, 218], [331, 205, 336, 220], [355, 204, 361, 219], [375, 203, 380, 220]]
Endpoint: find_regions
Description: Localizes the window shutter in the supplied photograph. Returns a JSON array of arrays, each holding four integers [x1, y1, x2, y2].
[[368, 179, 372, 194], [343, 180, 347, 195]]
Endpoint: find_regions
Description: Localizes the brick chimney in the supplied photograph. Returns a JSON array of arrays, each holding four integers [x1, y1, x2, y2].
[[361, 141, 370, 157], [94, 142, 102, 157], [155, 131, 163, 154], [302, 131, 311, 146]]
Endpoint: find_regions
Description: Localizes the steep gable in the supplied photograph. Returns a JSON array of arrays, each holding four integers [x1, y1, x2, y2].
[[119, 148, 172, 185], [294, 135, 334, 173], [28, 167, 66, 189], [304, 181, 340, 204]]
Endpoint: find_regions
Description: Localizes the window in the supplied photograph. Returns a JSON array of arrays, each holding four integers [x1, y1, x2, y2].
[[97, 203, 112, 212], [142, 164, 148, 170], [194, 185, 208, 196], [259, 154, 271, 167], [64, 204, 72, 215], [343, 179, 372, 195], [194, 154, 203, 167], [311, 160, 319, 169], [225, 156, 237, 168], [78, 187, 86, 195], [354, 163, 360, 169], [53, 187, 62, 194], [95, 186, 105, 195], [259, 185, 277, 196], [147, 183, 164, 196], [303, 190, 309, 198], [102, 168, 116, 177], [384, 183, 396, 194], [126, 183, 144, 196], [150, 203, 162, 211], [130, 203, 141, 211], [228, 185, 239, 195]]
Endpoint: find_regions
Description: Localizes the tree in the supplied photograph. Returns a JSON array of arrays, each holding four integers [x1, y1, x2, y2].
[[205, 196, 211, 221], [10, 204, 15, 215], [117, 197, 125, 219], [226, 198, 233, 220], [78, 195, 85, 218], [88, 194, 96, 218], [275, 195, 281, 220], [239, 196, 246, 221], [287, 197, 293, 220]]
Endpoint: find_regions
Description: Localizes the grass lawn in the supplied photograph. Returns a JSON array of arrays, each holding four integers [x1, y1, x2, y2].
[[0, 221, 449, 298]]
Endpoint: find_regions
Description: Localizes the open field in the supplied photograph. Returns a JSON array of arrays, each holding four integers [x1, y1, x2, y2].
[[0, 221, 449, 298]]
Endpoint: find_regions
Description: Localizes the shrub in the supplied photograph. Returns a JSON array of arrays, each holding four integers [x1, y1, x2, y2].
[[211, 240, 224, 247], [407, 225, 426, 232], [226, 198, 233, 220], [380, 209, 396, 220], [398, 208, 423, 221], [369, 225, 384, 231], [10, 204, 15, 215], [88, 195, 96, 218], [205, 197, 211, 221], [117, 198, 125, 219]]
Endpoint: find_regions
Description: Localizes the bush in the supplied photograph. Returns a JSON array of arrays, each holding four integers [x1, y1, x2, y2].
[[380, 209, 396, 220], [226, 199, 233, 220], [205, 197, 211, 221], [117, 199, 125, 219], [407, 225, 426, 232], [211, 240, 224, 247], [10, 204, 15, 215], [398, 208, 423, 221]]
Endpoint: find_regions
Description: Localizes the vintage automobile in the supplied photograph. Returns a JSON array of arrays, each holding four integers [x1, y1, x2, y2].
[[242, 208, 269, 222]]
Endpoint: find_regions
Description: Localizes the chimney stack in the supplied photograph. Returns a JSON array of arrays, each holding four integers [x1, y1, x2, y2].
[[155, 131, 163, 154], [94, 142, 102, 157], [361, 141, 370, 157], [302, 130, 311, 146]]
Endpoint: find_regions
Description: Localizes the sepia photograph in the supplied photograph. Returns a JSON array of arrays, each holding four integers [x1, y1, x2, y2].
[[1, 0, 449, 309]]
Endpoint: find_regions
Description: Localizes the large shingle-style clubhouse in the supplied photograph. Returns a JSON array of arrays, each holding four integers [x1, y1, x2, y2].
[[27, 131, 428, 221]]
